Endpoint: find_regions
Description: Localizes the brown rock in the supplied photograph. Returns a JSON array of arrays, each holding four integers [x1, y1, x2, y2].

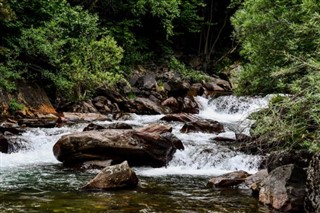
[[180, 119, 224, 134], [53, 124, 182, 167], [161, 97, 180, 113], [208, 170, 250, 188], [82, 161, 138, 190], [160, 113, 198, 123], [181, 96, 199, 114], [131, 97, 167, 114]]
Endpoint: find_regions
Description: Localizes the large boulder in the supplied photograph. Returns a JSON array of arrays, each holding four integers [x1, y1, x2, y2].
[[53, 124, 183, 167], [208, 170, 250, 188], [259, 164, 306, 212], [305, 152, 320, 213], [82, 161, 138, 190]]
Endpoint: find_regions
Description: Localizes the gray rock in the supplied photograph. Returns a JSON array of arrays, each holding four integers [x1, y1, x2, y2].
[[259, 164, 306, 212]]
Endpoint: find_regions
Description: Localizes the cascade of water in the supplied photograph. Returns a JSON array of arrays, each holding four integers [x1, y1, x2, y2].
[[138, 95, 272, 176], [0, 95, 272, 177]]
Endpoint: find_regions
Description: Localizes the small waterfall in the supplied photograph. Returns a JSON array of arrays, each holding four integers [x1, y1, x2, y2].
[[1, 95, 272, 177], [0, 125, 84, 169], [138, 95, 272, 176]]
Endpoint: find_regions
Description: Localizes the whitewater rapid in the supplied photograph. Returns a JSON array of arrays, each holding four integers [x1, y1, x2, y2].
[[0, 95, 272, 176]]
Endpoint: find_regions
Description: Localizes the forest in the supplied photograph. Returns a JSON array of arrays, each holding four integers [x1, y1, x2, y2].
[[1, 0, 320, 153]]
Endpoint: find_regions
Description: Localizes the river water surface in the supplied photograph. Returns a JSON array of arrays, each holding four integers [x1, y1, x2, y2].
[[0, 96, 276, 212]]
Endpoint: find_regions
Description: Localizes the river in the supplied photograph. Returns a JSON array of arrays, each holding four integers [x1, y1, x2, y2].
[[0, 95, 275, 212]]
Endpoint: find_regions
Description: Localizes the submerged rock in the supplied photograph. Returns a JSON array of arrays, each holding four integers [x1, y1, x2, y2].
[[259, 164, 306, 212], [305, 152, 320, 213], [208, 170, 250, 188], [53, 124, 183, 167], [82, 161, 138, 190]]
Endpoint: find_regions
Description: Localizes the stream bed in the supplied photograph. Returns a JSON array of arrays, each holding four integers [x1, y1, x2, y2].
[[0, 96, 276, 212]]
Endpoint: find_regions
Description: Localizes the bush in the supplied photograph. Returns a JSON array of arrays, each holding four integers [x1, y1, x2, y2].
[[168, 57, 209, 82], [250, 72, 320, 152]]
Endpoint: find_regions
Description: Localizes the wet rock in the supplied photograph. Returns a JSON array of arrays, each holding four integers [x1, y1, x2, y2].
[[105, 123, 133, 130], [160, 113, 198, 123], [266, 150, 313, 172], [62, 112, 111, 123], [82, 161, 138, 190], [0, 134, 9, 153], [0, 126, 24, 135], [305, 152, 320, 213], [208, 170, 250, 188], [83, 123, 106, 131], [112, 113, 133, 121], [83, 123, 133, 132], [245, 169, 268, 197], [213, 136, 236, 143], [180, 119, 224, 134], [161, 97, 180, 113], [18, 118, 57, 128], [53, 124, 182, 168], [259, 164, 306, 212], [181, 96, 199, 114]]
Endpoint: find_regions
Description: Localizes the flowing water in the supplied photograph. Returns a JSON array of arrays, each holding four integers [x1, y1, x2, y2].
[[0, 95, 277, 213]]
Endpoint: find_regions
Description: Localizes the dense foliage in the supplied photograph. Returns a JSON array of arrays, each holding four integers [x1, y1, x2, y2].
[[232, 0, 320, 95], [233, 0, 320, 152], [0, 0, 234, 101]]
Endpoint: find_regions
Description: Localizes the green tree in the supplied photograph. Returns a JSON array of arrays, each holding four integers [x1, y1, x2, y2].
[[232, 0, 320, 95], [18, 2, 123, 100]]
